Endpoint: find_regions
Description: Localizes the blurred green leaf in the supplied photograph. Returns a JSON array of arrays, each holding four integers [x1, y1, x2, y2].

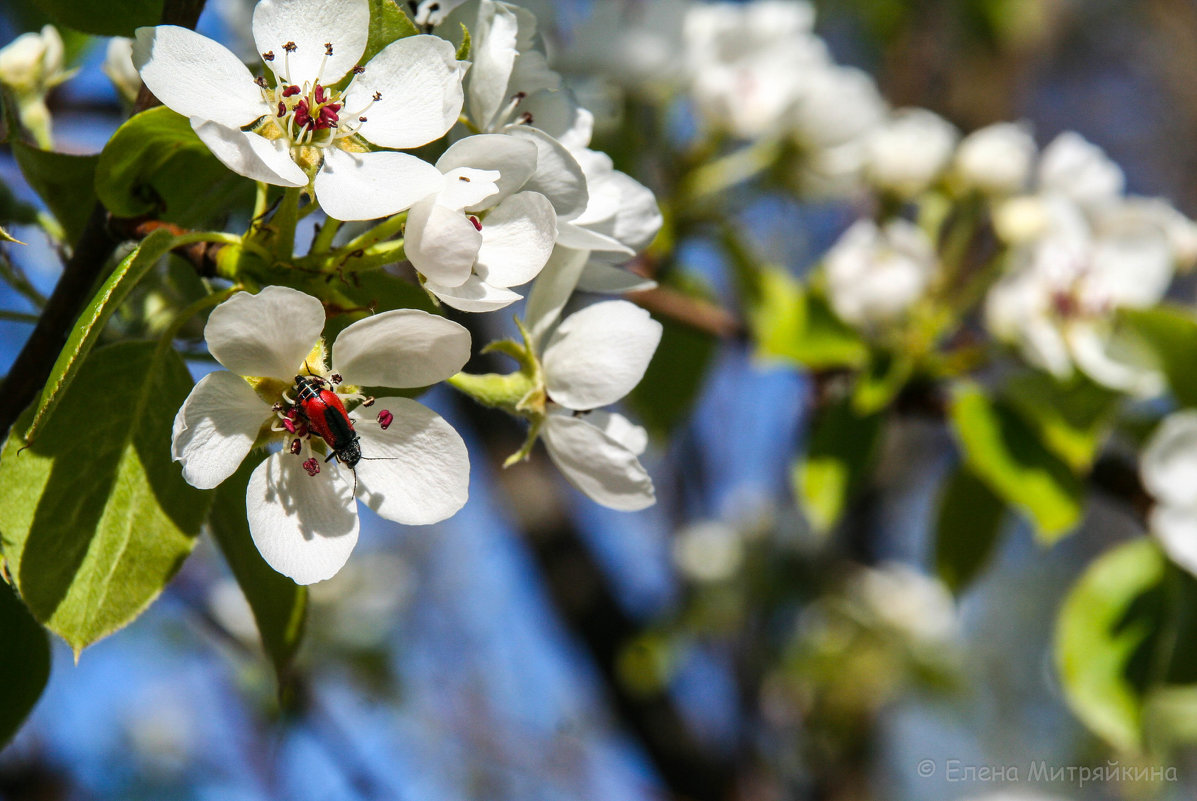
[[209, 454, 307, 691], [1000, 371, 1120, 473], [361, 0, 420, 64], [96, 107, 254, 226], [0, 579, 51, 746], [0, 341, 209, 655], [1056, 539, 1167, 753], [932, 466, 1005, 593], [852, 351, 912, 415], [748, 267, 867, 369], [948, 383, 1082, 541], [26, 229, 176, 443], [29, 0, 162, 36], [628, 316, 717, 437], [795, 396, 883, 535], [11, 141, 97, 243], [1121, 306, 1197, 408]]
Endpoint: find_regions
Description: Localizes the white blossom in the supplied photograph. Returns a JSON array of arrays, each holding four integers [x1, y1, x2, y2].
[[864, 108, 959, 197], [103, 37, 142, 104], [824, 219, 938, 329], [0, 24, 65, 96], [133, 0, 465, 220], [1142, 412, 1197, 577], [1037, 131, 1125, 209], [171, 286, 471, 583], [405, 134, 558, 312], [526, 298, 663, 510], [952, 121, 1036, 195]]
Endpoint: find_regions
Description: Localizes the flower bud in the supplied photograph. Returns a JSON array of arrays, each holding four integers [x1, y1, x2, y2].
[[0, 25, 64, 96], [103, 37, 141, 104], [952, 122, 1036, 195], [864, 108, 958, 197], [824, 218, 937, 328]]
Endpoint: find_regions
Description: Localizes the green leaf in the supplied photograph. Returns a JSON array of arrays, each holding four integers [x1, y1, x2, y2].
[[11, 141, 97, 243], [209, 454, 307, 690], [948, 383, 1083, 542], [0, 223, 25, 244], [852, 351, 912, 414], [28, 0, 162, 36], [0, 341, 210, 654], [748, 268, 867, 369], [1121, 306, 1197, 408], [1000, 370, 1120, 472], [1055, 539, 1167, 753], [795, 397, 883, 535], [361, 0, 420, 64], [627, 316, 717, 437], [932, 466, 1005, 593], [0, 579, 51, 746], [26, 229, 176, 443], [96, 106, 254, 226]]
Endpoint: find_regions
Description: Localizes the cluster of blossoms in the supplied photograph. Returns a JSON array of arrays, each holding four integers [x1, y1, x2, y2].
[[148, 0, 665, 583]]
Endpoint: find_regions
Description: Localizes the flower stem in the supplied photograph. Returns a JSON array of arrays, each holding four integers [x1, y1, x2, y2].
[[331, 212, 407, 260], [310, 217, 343, 255], [272, 187, 302, 262], [680, 137, 783, 203], [0, 309, 39, 324]]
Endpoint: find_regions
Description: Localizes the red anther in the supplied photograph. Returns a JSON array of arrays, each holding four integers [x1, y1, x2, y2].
[[282, 84, 301, 97], [469, 216, 482, 231], [314, 84, 327, 103], [294, 99, 312, 128], [377, 409, 394, 430], [283, 417, 297, 434], [289, 438, 303, 455], [277, 101, 287, 117], [302, 457, 320, 476], [316, 104, 340, 129]]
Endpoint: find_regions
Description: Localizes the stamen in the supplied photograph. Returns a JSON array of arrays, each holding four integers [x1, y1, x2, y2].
[[290, 439, 303, 455], [314, 85, 327, 103], [277, 101, 287, 117], [362, 397, 375, 407], [283, 41, 297, 52], [377, 409, 393, 430], [282, 84, 301, 97], [459, 175, 471, 182], [263, 51, 275, 61], [358, 116, 367, 122], [302, 457, 320, 476], [518, 112, 533, 125], [372, 91, 382, 101], [325, 42, 334, 56], [352, 65, 365, 74], [330, 373, 343, 385], [255, 76, 268, 88], [469, 216, 482, 231]]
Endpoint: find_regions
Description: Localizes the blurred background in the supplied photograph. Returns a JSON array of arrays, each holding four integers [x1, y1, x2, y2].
[[3, 1, 1197, 800]]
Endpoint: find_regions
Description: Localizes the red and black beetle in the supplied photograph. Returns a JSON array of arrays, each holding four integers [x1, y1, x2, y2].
[[293, 375, 362, 469]]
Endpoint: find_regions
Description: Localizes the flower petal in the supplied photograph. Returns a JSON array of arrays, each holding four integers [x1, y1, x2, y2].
[[133, 25, 267, 128], [404, 196, 481, 286], [555, 220, 635, 256], [252, 0, 369, 86], [192, 119, 308, 187], [576, 262, 657, 294], [346, 35, 464, 149], [465, 0, 520, 129], [353, 398, 469, 524], [425, 274, 523, 313], [1152, 504, 1197, 578], [542, 413, 655, 511], [503, 125, 589, 220], [474, 191, 557, 288], [332, 309, 471, 388], [543, 300, 662, 409], [205, 286, 325, 380], [525, 245, 588, 345], [314, 148, 445, 221], [247, 451, 359, 584], [585, 410, 648, 456], [1142, 411, 1197, 508], [171, 371, 270, 489], [439, 167, 501, 212], [437, 134, 538, 208]]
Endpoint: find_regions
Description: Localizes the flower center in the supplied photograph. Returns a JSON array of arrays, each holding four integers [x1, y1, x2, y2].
[[257, 40, 380, 151]]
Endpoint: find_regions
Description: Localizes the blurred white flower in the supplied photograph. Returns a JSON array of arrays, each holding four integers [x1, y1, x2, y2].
[[985, 197, 1171, 395], [556, 0, 689, 96], [1142, 411, 1197, 576], [684, 0, 827, 139], [824, 218, 938, 329], [851, 563, 959, 646], [672, 520, 744, 582], [864, 108, 958, 197], [1038, 131, 1124, 209], [789, 65, 887, 196], [0, 24, 65, 96], [952, 121, 1037, 195], [103, 37, 141, 103]]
